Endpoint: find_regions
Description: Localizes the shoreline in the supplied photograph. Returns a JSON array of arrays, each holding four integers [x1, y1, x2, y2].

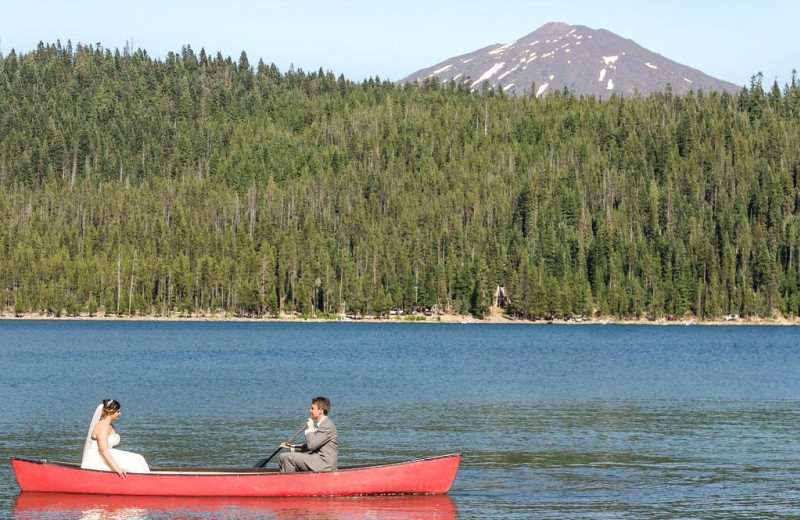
[[2, 310, 799, 326]]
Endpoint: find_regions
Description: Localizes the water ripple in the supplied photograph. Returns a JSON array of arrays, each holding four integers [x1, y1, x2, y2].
[[2, 322, 800, 519]]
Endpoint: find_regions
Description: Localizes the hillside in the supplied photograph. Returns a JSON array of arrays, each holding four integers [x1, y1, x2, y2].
[[1, 43, 799, 321]]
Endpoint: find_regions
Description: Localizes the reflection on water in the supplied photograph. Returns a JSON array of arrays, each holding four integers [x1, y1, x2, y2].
[[13, 493, 456, 520]]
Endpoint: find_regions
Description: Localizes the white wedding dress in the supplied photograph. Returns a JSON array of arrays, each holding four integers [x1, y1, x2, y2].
[[81, 433, 150, 473], [80, 404, 150, 473]]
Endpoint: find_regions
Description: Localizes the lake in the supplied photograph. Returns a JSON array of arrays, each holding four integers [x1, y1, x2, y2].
[[1, 321, 799, 519]]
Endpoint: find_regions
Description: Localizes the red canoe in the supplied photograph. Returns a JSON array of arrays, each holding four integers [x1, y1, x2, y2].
[[11, 453, 461, 497]]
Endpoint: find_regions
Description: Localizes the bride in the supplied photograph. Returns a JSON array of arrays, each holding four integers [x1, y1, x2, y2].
[[81, 399, 150, 476]]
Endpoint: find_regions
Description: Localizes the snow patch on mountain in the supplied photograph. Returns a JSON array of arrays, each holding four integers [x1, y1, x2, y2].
[[473, 62, 505, 85], [489, 42, 516, 55], [536, 83, 549, 97]]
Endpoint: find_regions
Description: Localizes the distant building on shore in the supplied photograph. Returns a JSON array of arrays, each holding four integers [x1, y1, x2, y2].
[[494, 286, 509, 310]]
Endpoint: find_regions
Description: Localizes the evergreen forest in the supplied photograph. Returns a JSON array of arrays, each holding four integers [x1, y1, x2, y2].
[[2, 41, 800, 321]]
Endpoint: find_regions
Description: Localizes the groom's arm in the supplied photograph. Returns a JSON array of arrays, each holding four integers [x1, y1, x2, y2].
[[303, 420, 335, 452]]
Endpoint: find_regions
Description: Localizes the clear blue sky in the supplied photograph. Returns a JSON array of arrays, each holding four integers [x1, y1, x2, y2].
[[1, 0, 797, 88]]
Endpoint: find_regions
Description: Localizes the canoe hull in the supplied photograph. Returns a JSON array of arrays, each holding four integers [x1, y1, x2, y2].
[[11, 454, 461, 497]]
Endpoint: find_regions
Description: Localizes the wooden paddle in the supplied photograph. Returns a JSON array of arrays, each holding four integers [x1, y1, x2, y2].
[[254, 426, 306, 468]]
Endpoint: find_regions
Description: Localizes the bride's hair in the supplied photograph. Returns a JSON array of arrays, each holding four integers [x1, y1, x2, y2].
[[101, 398, 121, 418]]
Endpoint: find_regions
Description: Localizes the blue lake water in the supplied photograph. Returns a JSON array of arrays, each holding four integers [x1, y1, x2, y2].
[[1, 321, 799, 519]]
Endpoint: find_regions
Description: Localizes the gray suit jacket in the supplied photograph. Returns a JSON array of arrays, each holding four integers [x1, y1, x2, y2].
[[300, 416, 338, 471]]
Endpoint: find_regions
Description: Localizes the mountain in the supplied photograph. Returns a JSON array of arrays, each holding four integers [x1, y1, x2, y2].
[[399, 22, 741, 98]]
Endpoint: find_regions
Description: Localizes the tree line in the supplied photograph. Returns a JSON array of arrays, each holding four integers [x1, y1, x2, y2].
[[1, 41, 799, 320]]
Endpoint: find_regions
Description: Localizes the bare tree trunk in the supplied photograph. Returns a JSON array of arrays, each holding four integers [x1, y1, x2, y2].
[[71, 150, 77, 187], [116, 254, 122, 314], [128, 252, 136, 315]]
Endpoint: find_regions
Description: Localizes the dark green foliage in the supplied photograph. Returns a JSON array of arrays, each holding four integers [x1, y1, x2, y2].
[[2, 43, 800, 320]]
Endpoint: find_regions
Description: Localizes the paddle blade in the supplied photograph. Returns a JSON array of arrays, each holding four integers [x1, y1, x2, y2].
[[254, 446, 283, 468]]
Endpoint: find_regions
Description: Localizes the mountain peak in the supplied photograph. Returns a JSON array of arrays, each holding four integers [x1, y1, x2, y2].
[[535, 21, 574, 34], [399, 22, 740, 97]]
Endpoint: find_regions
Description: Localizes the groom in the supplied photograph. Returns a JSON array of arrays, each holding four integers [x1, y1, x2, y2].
[[279, 396, 338, 472]]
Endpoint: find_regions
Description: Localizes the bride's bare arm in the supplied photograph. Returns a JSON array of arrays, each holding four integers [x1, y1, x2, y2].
[[95, 423, 127, 477]]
